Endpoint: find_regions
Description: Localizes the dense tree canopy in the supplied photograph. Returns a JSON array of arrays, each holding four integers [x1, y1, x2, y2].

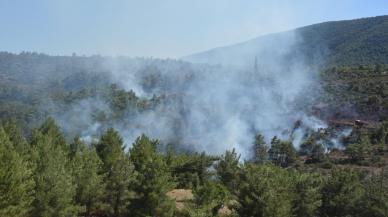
[[0, 119, 387, 216]]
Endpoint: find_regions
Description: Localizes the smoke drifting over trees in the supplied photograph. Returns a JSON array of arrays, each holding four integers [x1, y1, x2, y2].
[[2, 12, 388, 217], [42, 30, 327, 158], [5, 15, 388, 157]]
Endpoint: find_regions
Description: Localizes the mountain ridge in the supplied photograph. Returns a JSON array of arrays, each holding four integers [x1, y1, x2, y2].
[[183, 15, 388, 67]]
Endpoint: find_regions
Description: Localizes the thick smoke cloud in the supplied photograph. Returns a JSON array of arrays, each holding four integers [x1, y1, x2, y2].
[[53, 30, 329, 158]]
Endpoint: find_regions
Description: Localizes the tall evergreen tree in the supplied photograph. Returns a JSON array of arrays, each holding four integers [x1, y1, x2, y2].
[[345, 135, 372, 162], [30, 121, 80, 217], [37, 117, 67, 149], [268, 137, 297, 167], [190, 181, 232, 216], [361, 168, 388, 217], [2, 120, 28, 155], [252, 134, 269, 164], [237, 164, 294, 217], [215, 148, 241, 192], [95, 128, 135, 217], [169, 151, 217, 189], [320, 168, 365, 217], [292, 172, 323, 217], [70, 137, 106, 217], [0, 127, 35, 217], [129, 134, 176, 217], [300, 137, 325, 163]]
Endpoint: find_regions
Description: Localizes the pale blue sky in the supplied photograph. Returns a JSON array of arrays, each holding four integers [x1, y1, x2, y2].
[[1, 0, 388, 58]]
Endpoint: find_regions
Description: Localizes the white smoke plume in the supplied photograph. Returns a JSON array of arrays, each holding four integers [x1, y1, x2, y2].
[[329, 128, 353, 149], [52, 30, 327, 159]]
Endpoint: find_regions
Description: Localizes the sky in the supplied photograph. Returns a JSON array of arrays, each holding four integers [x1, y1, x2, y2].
[[1, 0, 388, 58]]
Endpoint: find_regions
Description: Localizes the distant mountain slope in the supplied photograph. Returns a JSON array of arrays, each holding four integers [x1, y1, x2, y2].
[[183, 15, 388, 67]]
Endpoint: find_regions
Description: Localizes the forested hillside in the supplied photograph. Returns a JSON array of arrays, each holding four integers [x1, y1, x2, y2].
[[184, 15, 388, 66], [0, 52, 198, 138], [0, 52, 111, 130], [1, 118, 388, 217], [298, 15, 388, 66], [1, 15, 388, 217], [0, 54, 388, 217]]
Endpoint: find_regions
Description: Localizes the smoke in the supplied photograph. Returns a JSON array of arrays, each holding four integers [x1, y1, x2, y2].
[[48, 29, 327, 159], [329, 128, 353, 149]]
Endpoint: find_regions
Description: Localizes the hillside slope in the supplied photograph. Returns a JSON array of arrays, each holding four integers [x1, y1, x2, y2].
[[183, 15, 388, 67]]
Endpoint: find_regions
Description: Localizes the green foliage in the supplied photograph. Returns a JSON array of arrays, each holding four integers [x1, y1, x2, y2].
[[195, 181, 230, 209], [188, 181, 232, 216], [129, 134, 176, 217], [298, 15, 388, 66], [237, 164, 294, 217], [30, 122, 80, 217], [108, 84, 143, 117], [215, 149, 241, 193], [361, 168, 388, 217], [268, 137, 297, 167], [300, 137, 325, 163], [345, 135, 372, 162], [372, 121, 388, 151], [252, 134, 269, 164], [320, 168, 365, 217], [171, 152, 218, 189], [37, 117, 68, 150], [1, 118, 388, 217], [96, 128, 135, 217], [292, 172, 323, 217], [96, 128, 126, 168], [320, 65, 388, 120], [70, 137, 106, 217], [2, 120, 28, 155], [0, 127, 34, 217]]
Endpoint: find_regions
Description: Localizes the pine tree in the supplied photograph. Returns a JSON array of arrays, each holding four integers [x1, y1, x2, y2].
[[191, 181, 232, 216], [0, 127, 35, 217], [252, 134, 269, 164], [70, 137, 106, 217], [361, 168, 388, 217], [95, 128, 135, 217], [320, 168, 365, 217], [269, 137, 297, 167], [292, 172, 323, 217], [30, 121, 80, 217], [215, 149, 241, 192], [237, 164, 294, 217], [37, 117, 67, 149], [2, 120, 28, 155], [345, 135, 372, 163], [129, 134, 176, 217], [300, 137, 325, 163]]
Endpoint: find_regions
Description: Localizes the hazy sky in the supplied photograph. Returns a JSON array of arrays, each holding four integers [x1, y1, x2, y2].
[[1, 0, 388, 58]]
